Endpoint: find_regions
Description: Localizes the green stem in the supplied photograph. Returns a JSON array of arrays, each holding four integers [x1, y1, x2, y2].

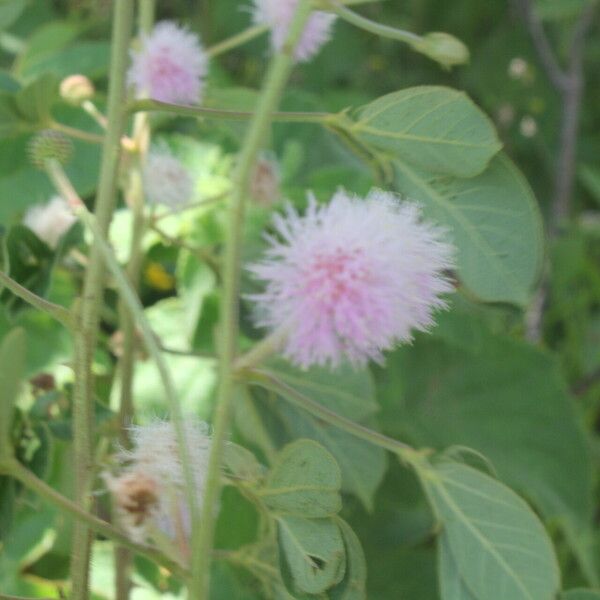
[[128, 98, 331, 124], [324, 1, 423, 46], [115, 3, 155, 598], [0, 458, 186, 580], [0, 270, 73, 328], [244, 368, 419, 463], [69, 3, 134, 597], [46, 156, 199, 575], [190, 3, 313, 598], [50, 121, 104, 144], [206, 23, 268, 58]]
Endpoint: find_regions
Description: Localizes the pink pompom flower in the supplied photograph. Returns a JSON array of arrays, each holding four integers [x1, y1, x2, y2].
[[252, 0, 336, 62], [248, 190, 455, 368], [128, 21, 208, 104]]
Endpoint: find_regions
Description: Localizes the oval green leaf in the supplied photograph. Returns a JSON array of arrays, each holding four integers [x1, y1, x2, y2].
[[425, 461, 560, 600], [394, 153, 543, 305], [353, 86, 501, 178], [261, 439, 342, 518], [277, 515, 346, 595], [560, 591, 600, 600]]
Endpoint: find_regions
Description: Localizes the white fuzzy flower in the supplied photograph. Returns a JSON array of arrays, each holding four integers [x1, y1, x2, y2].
[[252, 0, 336, 62], [143, 147, 194, 209], [105, 419, 211, 552], [23, 196, 76, 250]]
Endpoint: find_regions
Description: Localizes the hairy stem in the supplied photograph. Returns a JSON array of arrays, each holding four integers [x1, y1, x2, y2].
[[190, 3, 313, 597], [114, 3, 155, 598], [68, 3, 134, 598], [47, 158, 199, 580]]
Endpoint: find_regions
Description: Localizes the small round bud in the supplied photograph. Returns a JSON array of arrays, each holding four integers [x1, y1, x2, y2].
[[416, 32, 470, 69], [59, 74, 95, 105], [28, 130, 73, 169]]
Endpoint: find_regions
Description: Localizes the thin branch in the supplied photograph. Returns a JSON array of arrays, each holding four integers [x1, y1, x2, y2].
[[0, 270, 74, 328], [243, 368, 418, 461], [512, 0, 569, 90], [128, 98, 331, 124], [50, 121, 104, 144], [0, 458, 186, 579]]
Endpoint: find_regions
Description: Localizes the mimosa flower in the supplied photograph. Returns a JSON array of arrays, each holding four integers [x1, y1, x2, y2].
[[248, 189, 455, 368], [128, 21, 208, 104]]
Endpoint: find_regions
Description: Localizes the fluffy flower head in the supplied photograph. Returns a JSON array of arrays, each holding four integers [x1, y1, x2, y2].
[[248, 190, 455, 368], [23, 196, 76, 249], [143, 146, 194, 209], [128, 21, 208, 104], [105, 419, 211, 548], [252, 0, 336, 62]]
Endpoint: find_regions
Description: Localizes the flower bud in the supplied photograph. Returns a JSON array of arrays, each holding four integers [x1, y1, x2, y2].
[[59, 74, 95, 105], [415, 32, 470, 69], [28, 130, 73, 169]]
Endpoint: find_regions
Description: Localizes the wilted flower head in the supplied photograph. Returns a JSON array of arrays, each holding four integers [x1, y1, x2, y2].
[[23, 196, 77, 250], [248, 190, 455, 368], [143, 146, 193, 209], [128, 21, 208, 104], [252, 0, 336, 62], [104, 419, 211, 552]]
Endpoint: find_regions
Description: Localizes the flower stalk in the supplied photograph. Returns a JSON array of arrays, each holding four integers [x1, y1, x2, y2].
[[190, 2, 314, 597]]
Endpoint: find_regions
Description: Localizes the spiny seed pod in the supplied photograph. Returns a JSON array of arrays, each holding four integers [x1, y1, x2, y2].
[[59, 74, 95, 105], [28, 130, 73, 169]]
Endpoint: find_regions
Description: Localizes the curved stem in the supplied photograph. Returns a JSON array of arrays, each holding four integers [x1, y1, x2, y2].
[[190, 3, 314, 598], [69, 3, 134, 598], [324, 1, 422, 46], [50, 121, 104, 144], [0, 270, 73, 328], [243, 368, 418, 463], [206, 24, 268, 58], [0, 458, 187, 580], [128, 98, 331, 124]]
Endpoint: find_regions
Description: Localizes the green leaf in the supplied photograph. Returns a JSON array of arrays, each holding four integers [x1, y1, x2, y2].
[[0, 328, 26, 456], [560, 591, 600, 600], [277, 515, 345, 595], [425, 461, 560, 600], [329, 518, 367, 600], [352, 86, 501, 178], [438, 535, 477, 600], [0, 0, 26, 30], [1, 224, 55, 315], [14, 72, 59, 124], [261, 439, 342, 518], [394, 152, 543, 305], [377, 325, 593, 543]]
